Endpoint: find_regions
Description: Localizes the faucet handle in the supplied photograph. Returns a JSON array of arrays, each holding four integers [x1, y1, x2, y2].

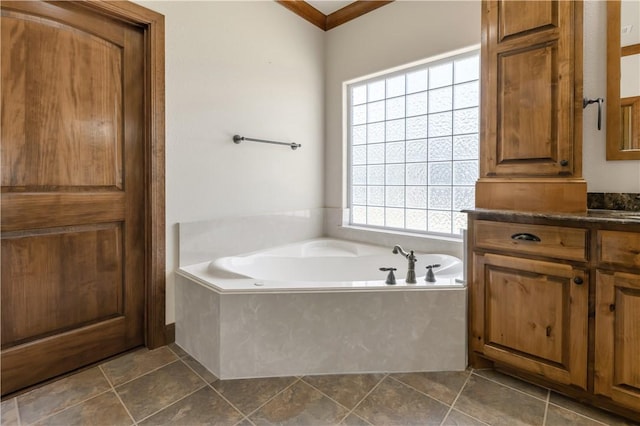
[[425, 264, 440, 283], [379, 267, 397, 285]]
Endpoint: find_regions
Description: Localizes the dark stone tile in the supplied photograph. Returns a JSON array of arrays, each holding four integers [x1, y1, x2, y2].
[[472, 369, 548, 400], [1, 398, 19, 426], [168, 342, 189, 358], [249, 380, 349, 425], [101, 347, 177, 386], [340, 413, 372, 425], [354, 376, 449, 425], [453, 375, 546, 426], [235, 419, 255, 426], [116, 360, 205, 421], [302, 373, 384, 409], [442, 409, 488, 426], [182, 355, 218, 383], [549, 393, 637, 426], [32, 391, 132, 426], [212, 376, 297, 415], [138, 386, 243, 426], [545, 404, 607, 426], [17, 367, 111, 425], [391, 370, 470, 405]]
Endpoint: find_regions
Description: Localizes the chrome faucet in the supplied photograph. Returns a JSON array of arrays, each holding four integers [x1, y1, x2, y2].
[[392, 245, 417, 284]]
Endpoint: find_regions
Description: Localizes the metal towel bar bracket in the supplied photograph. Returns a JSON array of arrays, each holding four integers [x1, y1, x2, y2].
[[583, 98, 604, 131], [233, 135, 301, 150]]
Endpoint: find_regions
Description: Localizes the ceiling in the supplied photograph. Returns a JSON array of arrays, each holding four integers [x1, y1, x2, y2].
[[306, 1, 354, 15]]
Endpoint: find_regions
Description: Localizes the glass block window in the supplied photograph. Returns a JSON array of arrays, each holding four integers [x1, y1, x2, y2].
[[348, 51, 479, 237]]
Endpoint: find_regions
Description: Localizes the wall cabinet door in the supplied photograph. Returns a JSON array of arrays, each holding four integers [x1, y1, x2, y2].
[[595, 270, 640, 410], [471, 253, 588, 389], [481, 0, 581, 177]]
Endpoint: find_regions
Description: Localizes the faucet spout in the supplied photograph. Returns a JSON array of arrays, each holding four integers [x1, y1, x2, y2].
[[392, 245, 408, 257], [392, 245, 417, 284]]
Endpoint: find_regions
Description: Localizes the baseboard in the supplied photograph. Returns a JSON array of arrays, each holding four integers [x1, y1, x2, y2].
[[165, 323, 175, 345]]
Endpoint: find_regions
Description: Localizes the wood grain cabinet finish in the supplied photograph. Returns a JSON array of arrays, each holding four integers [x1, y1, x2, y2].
[[471, 250, 588, 389], [468, 213, 640, 421], [476, 0, 587, 212], [594, 235, 640, 411]]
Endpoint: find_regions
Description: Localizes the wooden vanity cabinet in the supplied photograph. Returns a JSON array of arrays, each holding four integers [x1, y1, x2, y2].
[[468, 213, 640, 421], [470, 220, 589, 389], [594, 231, 640, 411]]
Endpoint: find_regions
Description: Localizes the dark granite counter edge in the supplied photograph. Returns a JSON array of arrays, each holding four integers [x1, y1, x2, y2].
[[464, 208, 640, 225]]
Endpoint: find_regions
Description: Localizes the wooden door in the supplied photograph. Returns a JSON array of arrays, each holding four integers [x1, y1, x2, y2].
[[471, 253, 588, 389], [1, 1, 145, 394], [595, 270, 640, 411]]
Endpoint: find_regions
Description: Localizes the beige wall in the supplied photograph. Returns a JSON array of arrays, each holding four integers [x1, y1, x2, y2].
[[137, 1, 325, 323], [324, 1, 482, 208]]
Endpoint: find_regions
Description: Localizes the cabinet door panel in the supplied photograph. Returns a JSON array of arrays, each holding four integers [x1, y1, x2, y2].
[[595, 270, 640, 410], [487, 268, 564, 363], [473, 253, 588, 389], [481, 0, 578, 177], [498, 0, 557, 41]]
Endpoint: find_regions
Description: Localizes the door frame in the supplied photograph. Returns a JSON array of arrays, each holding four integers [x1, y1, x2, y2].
[[73, 0, 166, 349]]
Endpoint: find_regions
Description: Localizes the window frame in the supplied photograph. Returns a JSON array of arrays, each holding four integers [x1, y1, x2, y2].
[[345, 46, 481, 239]]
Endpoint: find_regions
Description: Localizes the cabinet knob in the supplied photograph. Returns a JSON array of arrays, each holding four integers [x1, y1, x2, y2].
[[560, 159, 569, 167], [573, 277, 584, 285]]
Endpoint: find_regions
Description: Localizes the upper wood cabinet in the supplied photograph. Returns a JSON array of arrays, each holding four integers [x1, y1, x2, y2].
[[476, 0, 587, 212]]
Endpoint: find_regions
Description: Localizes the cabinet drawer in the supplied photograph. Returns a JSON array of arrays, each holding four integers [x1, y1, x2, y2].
[[474, 220, 588, 261], [598, 230, 640, 269]]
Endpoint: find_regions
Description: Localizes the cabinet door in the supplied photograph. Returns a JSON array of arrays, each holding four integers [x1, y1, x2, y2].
[[471, 253, 588, 389], [481, 0, 581, 177], [595, 270, 640, 410]]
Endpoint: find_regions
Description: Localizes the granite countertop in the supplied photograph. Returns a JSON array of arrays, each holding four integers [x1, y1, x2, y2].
[[467, 208, 640, 224], [467, 193, 640, 224]]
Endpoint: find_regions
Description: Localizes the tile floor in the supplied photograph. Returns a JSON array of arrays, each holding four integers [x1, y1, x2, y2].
[[1, 344, 637, 426]]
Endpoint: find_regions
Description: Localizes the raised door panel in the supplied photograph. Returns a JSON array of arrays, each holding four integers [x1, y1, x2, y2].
[[1, 9, 123, 190], [498, 44, 556, 164], [472, 253, 588, 389], [1, 224, 123, 346], [595, 270, 640, 410], [498, 0, 557, 41]]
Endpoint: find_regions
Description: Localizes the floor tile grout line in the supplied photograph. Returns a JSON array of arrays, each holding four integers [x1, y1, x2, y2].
[[387, 374, 457, 410], [105, 353, 181, 389], [470, 370, 550, 403], [20, 388, 114, 426], [176, 357, 249, 420], [439, 369, 473, 426], [133, 383, 208, 425], [235, 415, 257, 426], [546, 402, 611, 426], [13, 397, 22, 426], [542, 389, 551, 426], [241, 377, 303, 419], [166, 343, 188, 360], [336, 373, 388, 425], [297, 377, 362, 416], [99, 365, 138, 426]]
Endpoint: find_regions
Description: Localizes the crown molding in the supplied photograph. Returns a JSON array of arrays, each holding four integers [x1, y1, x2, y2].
[[276, 0, 394, 31]]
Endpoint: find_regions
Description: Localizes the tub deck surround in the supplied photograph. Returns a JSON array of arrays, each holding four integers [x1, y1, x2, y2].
[[176, 274, 466, 380], [176, 238, 467, 380]]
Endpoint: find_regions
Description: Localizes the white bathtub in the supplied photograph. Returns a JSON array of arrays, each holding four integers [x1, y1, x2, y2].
[[181, 238, 464, 292], [176, 238, 467, 379]]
